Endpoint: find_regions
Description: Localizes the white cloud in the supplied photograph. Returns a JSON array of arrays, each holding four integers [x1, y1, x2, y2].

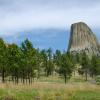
[[0, 0, 100, 36]]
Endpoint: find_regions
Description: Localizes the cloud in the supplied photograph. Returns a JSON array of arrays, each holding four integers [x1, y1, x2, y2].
[[0, 0, 100, 36]]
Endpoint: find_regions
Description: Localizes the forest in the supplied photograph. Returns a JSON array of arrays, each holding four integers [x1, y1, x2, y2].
[[0, 38, 100, 84]]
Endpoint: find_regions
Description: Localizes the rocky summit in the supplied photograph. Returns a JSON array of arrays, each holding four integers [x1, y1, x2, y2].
[[68, 22, 100, 56]]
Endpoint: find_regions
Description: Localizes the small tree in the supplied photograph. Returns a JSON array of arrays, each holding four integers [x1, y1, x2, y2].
[[81, 52, 90, 81], [59, 53, 73, 84], [90, 55, 100, 77], [53, 50, 62, 66], [40, 49, 48, 76], [47, 48, 54, 76]]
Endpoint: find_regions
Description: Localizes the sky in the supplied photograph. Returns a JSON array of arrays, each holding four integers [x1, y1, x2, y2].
[[0, 0, 100, 51]]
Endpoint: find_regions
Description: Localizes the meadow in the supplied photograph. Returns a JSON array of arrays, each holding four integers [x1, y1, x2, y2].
[[0, 76, 100, 100]]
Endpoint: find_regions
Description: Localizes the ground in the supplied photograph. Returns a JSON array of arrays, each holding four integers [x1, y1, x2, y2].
[[0, 76, 100, 100]]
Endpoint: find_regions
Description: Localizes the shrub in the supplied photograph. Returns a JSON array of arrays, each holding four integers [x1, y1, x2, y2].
[[95, 75, 100, 85]]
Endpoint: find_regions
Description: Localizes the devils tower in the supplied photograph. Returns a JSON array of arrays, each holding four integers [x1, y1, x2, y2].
[[68, 22, 100, 56]]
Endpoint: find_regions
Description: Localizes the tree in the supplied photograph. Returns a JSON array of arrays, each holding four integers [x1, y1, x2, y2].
[[96, 57, 100, 75], [47, 48, 54, 76], [41, 48, 54, 77], [54, 50, 62, 65], [90, 55, 100, 77], [81, 52, 90, 81], [53, 50, 62, 69], [0, 38, 7, 83], [7, 44, 21, 84], [20, 39, 36, 84], [40, 49, 48, 76], [47, 48, 52, 76], [34, 48, 42, 78], [59, 52, 73, 84]]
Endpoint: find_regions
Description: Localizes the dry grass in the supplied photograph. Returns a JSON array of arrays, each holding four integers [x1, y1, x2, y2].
[[0, 81, 99, 91], [0, 82, 99, 100], [0, 75, 100, 100]]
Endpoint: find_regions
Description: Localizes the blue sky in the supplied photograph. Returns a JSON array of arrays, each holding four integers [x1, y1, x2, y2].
[[0, 0, 100, 51]]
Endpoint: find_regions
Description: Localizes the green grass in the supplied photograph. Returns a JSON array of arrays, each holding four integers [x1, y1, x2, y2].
[[0, 76, 99, 100], [0, 88, 38, 100], [71, 91, 100, 100], [0, 88, 100, 100]]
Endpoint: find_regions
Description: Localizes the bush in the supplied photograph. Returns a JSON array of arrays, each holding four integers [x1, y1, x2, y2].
[[95, 75, 100, 85]]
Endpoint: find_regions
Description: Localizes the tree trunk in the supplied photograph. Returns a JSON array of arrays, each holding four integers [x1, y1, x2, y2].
[[30, 71, 32, 84], [22, 70, 25, 84], [28, 72, 31, 84], [16, 70, 19, 84], [26, 77, 28, 84], [64, 74, 67, 84], [23, 77, 25, 84], [2, 67, 5, 83], [16, 75, 19, 84], [85, 70, 88, 81], [29, 77, 31, 84], [12, 75, 14, 83]]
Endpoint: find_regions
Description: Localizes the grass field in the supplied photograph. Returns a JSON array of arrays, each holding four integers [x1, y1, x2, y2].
[[0, 76, 100, 100]]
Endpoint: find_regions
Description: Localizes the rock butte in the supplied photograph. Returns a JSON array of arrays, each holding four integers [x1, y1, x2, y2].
[[68, 22, 100, 56]]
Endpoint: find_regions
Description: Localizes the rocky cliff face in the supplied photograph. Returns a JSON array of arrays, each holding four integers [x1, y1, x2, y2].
[[68, 22, 100, 56]]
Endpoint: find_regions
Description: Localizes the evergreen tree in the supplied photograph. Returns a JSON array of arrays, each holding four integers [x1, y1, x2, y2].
[[91, 55, 100, 77], [20, 39, 36, 84], [81, 52, 90, 81], [47, 48, 54, 76], [7, 44, 21, 84], [59, 52, 73, 84], [0, 38, 7, 83], [53, 50, 62, 69], [40, 49, 48, 76]]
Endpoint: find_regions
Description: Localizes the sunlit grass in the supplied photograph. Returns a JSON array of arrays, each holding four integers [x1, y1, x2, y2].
[[0, 76, 100, 100]]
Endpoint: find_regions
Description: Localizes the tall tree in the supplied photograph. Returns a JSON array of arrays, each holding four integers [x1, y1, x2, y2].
[[90, 55, 100, 77], [21, 39, 36, 84], [34, 48, 42, 78], [40, 49, 48, 76], [81, 52, 90, 81], [59, 52, 73, 84], [7, 44, 21, 84], [47, 48, 54, 76], [53, 50, 62, 66], [0, 38, 7, 83]]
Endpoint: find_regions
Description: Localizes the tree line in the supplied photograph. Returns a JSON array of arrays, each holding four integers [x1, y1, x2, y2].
[[0, 38, 100, 84]]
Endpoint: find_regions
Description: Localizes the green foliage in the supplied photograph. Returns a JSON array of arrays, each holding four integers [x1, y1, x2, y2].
[[20, 39, 37, 83], [80, 52, 91, 81], [53, 50, 62, 66], [0, 37, 100, 84], [0, 38, 55, 83], [59, 52, 73, 84], [40, 48, 54, 77], [95, 75, 100, 85], [0, 38, 7, 83], [91, 56, 100, 76], [7, 44, 21, 83]]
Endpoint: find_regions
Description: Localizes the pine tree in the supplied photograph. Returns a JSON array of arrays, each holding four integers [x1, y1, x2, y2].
[[59, 52, 73, 84]]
